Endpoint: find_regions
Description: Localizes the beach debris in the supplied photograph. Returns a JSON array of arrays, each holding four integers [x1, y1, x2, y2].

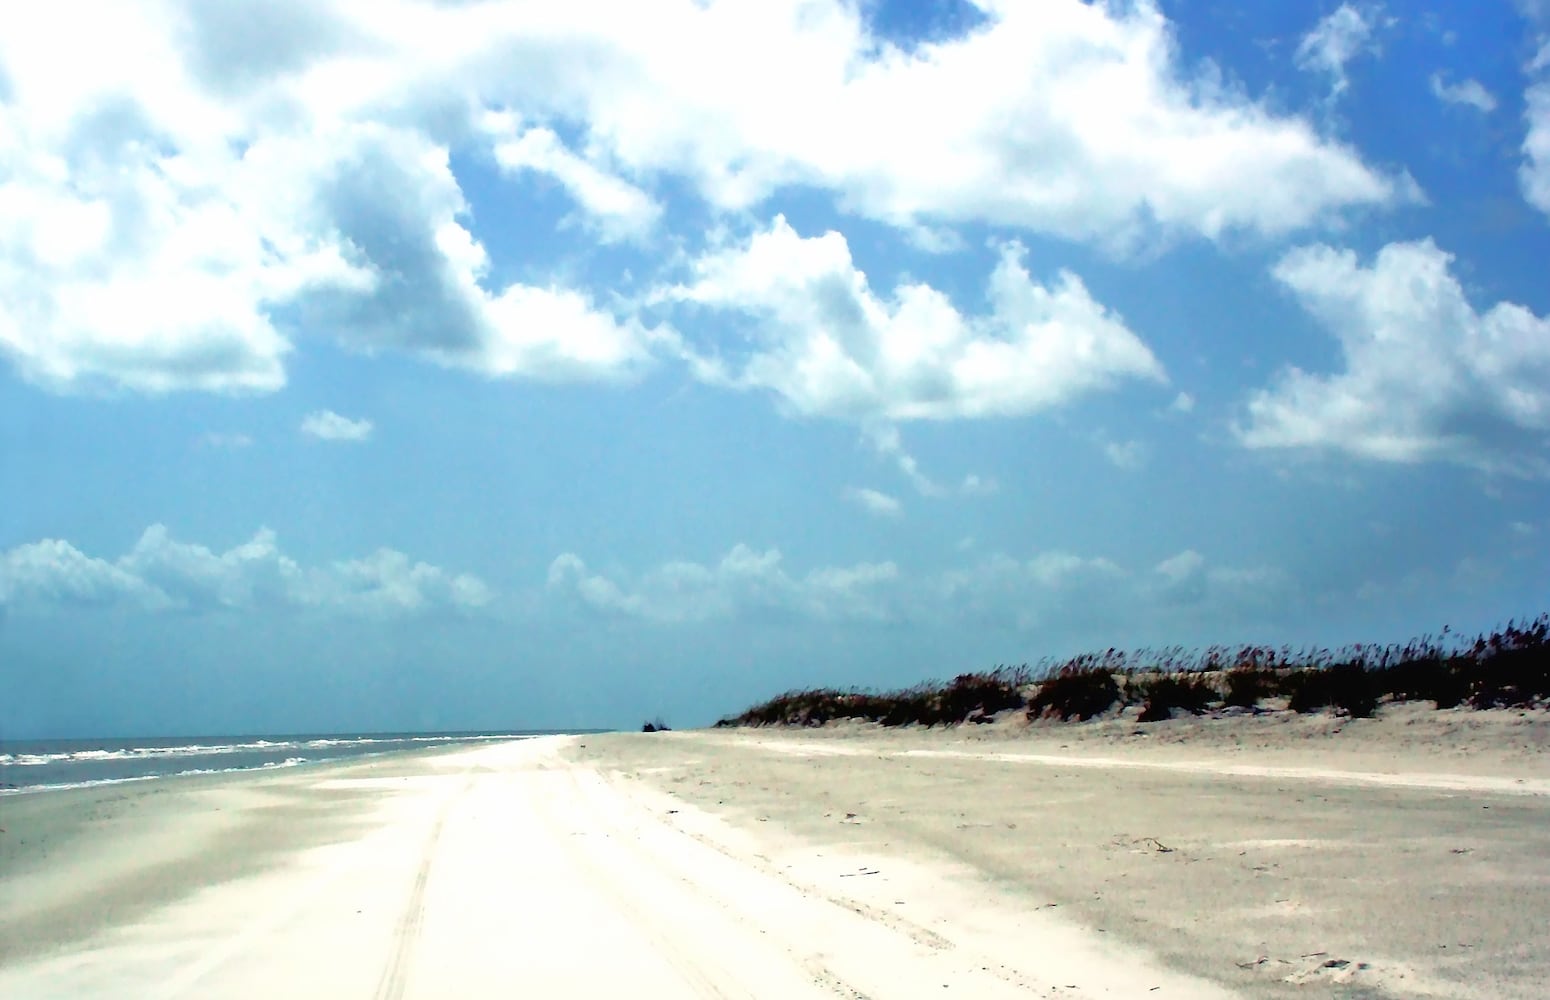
[[1240, 952, 1374, 985], [1114, 834, 1175, 854]]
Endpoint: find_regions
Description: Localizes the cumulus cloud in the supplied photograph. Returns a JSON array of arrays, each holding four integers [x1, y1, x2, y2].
[[482, 111, 661, 242], [533, 0, 1401, 243], [1147, 548, 1286, 609], [665, 216, 1166, 423], [1430, 73, 1497, 113], [935, 552, 1127, 631], [931, 545, 1284, 633], [1524, 75, 1550, 217], [543, 542, 1286, 634], [1103, 439, 1146, 469], [300, 409, 373, 442], [279, 125, 665, 382], [0, 539, 170, 610], [0, 1, 1406, 397], [546, 546, 900, 624], [0, 9, 664, 396], [1296, 4, 1380, 100], [1154, 549, 1207, 583], [842, 486, 903, 518], [0, 526, 493, 616], [1237, 239, 1550, 473]]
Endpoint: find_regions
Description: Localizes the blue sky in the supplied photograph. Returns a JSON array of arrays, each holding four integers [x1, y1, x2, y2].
[[3, 0, 1548, 736]]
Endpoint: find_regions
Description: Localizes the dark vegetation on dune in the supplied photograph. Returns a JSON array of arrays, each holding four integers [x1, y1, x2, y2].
[[715, 614, 1550, 728]]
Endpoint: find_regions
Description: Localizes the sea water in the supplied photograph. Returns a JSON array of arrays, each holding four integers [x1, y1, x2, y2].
[[0, 730, 577, 794]]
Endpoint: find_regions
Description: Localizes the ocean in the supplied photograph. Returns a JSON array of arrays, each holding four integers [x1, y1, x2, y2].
[[0, 730, 578, 794]]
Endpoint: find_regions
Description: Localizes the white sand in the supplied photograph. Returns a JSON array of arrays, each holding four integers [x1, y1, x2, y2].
[[0, 737, 1231, 998], [1, 706, 1546, 998]]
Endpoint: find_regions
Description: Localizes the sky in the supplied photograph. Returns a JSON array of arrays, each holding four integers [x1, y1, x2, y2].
[[3, 0, 1549, 737]]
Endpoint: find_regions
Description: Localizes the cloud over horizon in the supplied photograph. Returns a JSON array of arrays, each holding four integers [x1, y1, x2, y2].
[[0, 526, 494, 618]]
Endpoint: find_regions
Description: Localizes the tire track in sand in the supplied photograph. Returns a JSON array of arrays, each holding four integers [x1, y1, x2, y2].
[[538, 761, 1052, 998], [373, 775, 474, 1000], [528, 760, 776, 999]]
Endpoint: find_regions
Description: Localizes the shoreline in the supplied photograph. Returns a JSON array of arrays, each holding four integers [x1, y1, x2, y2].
[[0, 740, 514, 963], [2, 718, 1546, 997], [0, 731, 573, 797]]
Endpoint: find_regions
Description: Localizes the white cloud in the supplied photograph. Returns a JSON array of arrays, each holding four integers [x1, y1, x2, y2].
[[864, 424, 944, 496], [0, 526, 493, 617], [1296, 4, 1379, 100], [959, 474, 998, 496], [482, 111, 661, 242], [934, 551, 1127, 631], [1148, 548, 1285, 609], [276, 124, 666, 383], [543, 542, 1287, 634], [0, 539, 170, 610], [0, 8, 666, 396], [1154, 549, 1207, 583], [198, 432, 254, 449], [666, 217, 1166, 423], [842, 486, 903, 518], [536, 0, 1402, 244], [1168, 391, 1196, 413], [1523, 78, 1550, 217], [1519, 1, 1549, 22], [325, 548, 495, 615], [0, 1, 1407, 398], [934, 547, 1286, 630], [1430, 73, 1498, 113], [301, 409, 373, 442], [1103, 439, 1146, 469], [546, 546, 900, 624], [1237, 239, 1550, 473]]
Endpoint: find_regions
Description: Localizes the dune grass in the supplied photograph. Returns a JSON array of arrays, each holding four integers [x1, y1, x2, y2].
[[715, 614, 1550, 728]]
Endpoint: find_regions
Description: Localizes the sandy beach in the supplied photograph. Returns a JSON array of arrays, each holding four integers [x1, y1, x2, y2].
[[2, 708, 1547, 998]]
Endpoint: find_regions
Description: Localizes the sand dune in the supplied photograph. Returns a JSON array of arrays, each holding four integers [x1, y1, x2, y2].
[[2, 710, 1546, 997]]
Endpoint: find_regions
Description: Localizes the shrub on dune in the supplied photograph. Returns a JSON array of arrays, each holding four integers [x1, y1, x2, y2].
[[1465, 615, 1550, 709], [1286, 661, 1377, 719], [719, 612, 1548, 729], [1027, 666, 1121, 722], [1224, 668, 1275, 708], [934, 667, 1032, 724], [1136, 674, 1218, 722]]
